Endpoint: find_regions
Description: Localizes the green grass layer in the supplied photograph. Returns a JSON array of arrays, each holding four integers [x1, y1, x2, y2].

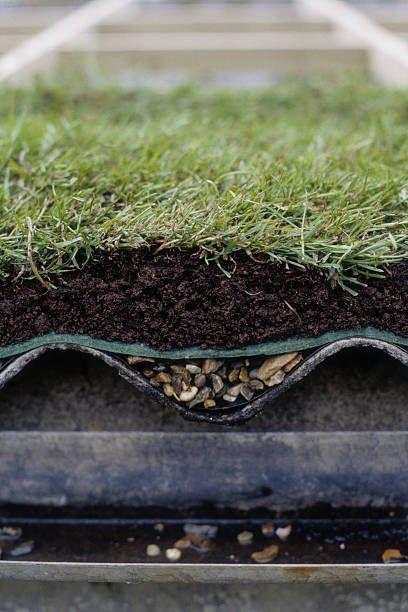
[[0, 77, 407, 291]]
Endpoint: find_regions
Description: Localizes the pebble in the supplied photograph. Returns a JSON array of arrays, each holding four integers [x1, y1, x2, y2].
[[228, 384, 242, 397], [283, 354, 302, 372], [9, 540, 34, 557], [240, 384, 254, 401], [174, 536, 191, 549], [179, 387, 198, 402], [184, 524, 218, 538], [188, 386, 211, 409], [276, 525, 292, 541], [264, 370, 286, 388], [237, 531, 254, 545], [261, 523, 275, 537], [153, 372, 172, 384], [194, 373, 207, 388], [127, 356, 155, 365], [257, 353, 299, 382], [202, 359, 223, 375], [251, 544, 279, 563], [163, 383, 174, 397], [0, 526, 22, 541], [175, 534, 214, 552], [172, 375, 183, 396], [154, 523, 165, 533], [146, 544, 161, 557], [204, 399, 216, 409], [249, 379, 264, 391], [165, 548, 182, 561], [239, 368, 250, 383], [186, 364, 201, 374], [228, 369, 240, 383], [223, 393, 238, 403], [170, 365, 191, 384], [382, 549, 404, 564], [210, 373, 224, 394]]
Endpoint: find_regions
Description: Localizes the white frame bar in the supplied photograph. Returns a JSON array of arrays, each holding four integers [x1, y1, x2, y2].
[[297, 0, 408, 85], [0, 0, 136, 82]]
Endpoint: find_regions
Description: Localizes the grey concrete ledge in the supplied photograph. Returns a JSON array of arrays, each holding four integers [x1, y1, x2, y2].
[[0, 561, 407, 583]]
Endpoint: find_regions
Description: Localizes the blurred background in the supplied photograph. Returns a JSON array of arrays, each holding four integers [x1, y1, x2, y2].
[[0, 0, 407, 87]]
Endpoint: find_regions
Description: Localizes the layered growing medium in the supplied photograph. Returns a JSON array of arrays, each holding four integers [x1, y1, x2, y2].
[[0, 77, 407, 352]]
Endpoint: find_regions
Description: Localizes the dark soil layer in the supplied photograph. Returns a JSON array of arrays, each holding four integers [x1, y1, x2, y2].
[[0, 249, 407, 350]]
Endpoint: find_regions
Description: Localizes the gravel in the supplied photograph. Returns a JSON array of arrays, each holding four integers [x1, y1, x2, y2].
[[127, 352, 302, 411]]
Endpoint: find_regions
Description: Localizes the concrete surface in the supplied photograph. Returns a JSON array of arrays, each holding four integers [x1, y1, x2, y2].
[[1, 582, 408, 611]]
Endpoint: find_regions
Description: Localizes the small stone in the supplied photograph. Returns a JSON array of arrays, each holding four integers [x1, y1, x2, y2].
[[0, 527, 22, 541], [276, 525, 292, 541], [264, 370, 285, 388], [382, 549, 404, 564], [240, 384, 254, 401], [146, 544, 161, 557], [283, 354, 302, 372], [228, 369, 240, 383], [172, 375, 183, 396], [127, 537, 135, 542], [239, 368, 250, 383], [223, 393, 238, 403], [261, 523, 275, 537], [217, 366, 227, 379], [165, 548, 181, 561], [228, 384, 242, 397], [210, 374, 224, 394], [186, 364, 201, 374], [163, 383, 174, 397], [194, 373, 207, 388], [249, 379, 264, 391], [127, 356, 155, 365], [142, 368, 155, 378], [176, 534, 214, 552], [251, 544, 279, 563], [179, 386, 198, 402], [170, 365, 191, 384], [202, 359, 223, 375], [257, 353, 299, 382], [188, 387, 211, 409], [153, 372, 172, 384], [184, 524, 218, 538], [9, 540, 34, 557], [237, 531, 254, 545], [204, 399, 216, 409], [174, 537, 191, 549], [154, 523, 165, 533], [339, 543, 346, 550], [249, 368, 259, 379]]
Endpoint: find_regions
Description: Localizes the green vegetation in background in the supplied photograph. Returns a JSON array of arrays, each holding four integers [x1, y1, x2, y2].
[[0, 76, 407, 292]]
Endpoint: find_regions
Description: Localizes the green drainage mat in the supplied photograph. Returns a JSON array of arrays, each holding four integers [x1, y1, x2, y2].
[[0, 327, 407, 359]]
